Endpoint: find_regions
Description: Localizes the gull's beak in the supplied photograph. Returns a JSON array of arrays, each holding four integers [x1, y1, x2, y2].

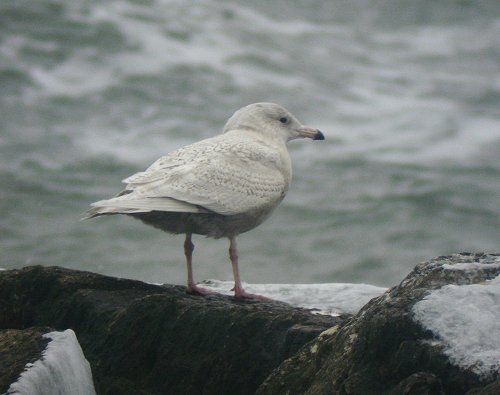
[[298, 126, 325, 141]]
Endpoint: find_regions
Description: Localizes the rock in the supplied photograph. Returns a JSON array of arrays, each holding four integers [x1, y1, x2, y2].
[[0, 266, 341, 395], [3, 328, 96, 395], [257, 253, 500, 395], [0, 327, 52, 393], [2, 253, 499, 395], [466, 380, 500, 395]]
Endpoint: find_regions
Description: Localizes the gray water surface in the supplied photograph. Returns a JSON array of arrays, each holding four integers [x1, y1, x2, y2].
[[1, 0, 499, 286]]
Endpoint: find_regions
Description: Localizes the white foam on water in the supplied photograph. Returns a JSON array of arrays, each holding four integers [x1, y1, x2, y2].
[[5, 0, 498, 168], [2, 0, 500, 289], [14, 1, 323, 98]]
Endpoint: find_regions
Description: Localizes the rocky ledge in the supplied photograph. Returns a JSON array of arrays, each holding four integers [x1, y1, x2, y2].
[[1, 252, 499, 395], [258, 253, 500, 395], [0, 265, 339, 395]]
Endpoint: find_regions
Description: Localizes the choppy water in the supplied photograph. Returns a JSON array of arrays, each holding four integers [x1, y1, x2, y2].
[[1, 0, 499, 287]]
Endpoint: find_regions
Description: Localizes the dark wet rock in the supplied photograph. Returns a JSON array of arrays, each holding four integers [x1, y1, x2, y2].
[[466, 380, 500, 395], [0, 265, 340, 395], [2, 253, 498, 395], [257, 253, 500, 395], [0, 327, 53, 394]]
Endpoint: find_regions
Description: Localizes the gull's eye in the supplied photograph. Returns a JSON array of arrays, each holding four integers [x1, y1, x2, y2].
[[279, 116, 288, 124]]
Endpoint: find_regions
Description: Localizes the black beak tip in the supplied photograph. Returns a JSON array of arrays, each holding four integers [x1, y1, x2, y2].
[[314, 130, 325, 141]]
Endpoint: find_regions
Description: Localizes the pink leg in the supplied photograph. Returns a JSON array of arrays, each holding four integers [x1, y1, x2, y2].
[[184, 234, 213, 296], [229, 237, 271, 301]]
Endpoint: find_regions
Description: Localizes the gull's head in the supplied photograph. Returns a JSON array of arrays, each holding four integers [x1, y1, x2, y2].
[[223, 102, 325, 143]]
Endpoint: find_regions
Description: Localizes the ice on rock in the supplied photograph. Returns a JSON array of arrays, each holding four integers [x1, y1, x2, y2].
[[6, 329, 96, 395], [201, 280, 387, 315], [413, 273, 500, 378]]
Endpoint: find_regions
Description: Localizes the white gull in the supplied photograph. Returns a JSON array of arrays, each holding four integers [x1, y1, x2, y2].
[[84, 102, 325, 299]]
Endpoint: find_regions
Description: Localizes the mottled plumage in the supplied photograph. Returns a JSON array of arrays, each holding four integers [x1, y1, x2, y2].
[[85, 102, 324, 299]]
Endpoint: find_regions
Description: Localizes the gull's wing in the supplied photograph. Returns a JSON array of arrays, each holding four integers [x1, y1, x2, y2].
[[90, 132, 289, 216]]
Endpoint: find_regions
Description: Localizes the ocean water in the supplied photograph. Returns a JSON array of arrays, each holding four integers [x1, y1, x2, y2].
[[1, 0, 499, 288]]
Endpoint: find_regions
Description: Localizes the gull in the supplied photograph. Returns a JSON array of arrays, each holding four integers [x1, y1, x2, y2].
[[84, 102, 325, 299]]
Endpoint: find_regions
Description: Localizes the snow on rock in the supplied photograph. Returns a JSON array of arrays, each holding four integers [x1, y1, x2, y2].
[[201, 280, 387, 315], [257, 253, 500, 395], [442, 260, 500, 271], [413, 263, 500, 379], [6, 329, 96, 395]]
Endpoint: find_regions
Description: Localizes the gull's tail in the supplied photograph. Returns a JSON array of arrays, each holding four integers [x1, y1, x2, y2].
[[81, 194, 205, 220]]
